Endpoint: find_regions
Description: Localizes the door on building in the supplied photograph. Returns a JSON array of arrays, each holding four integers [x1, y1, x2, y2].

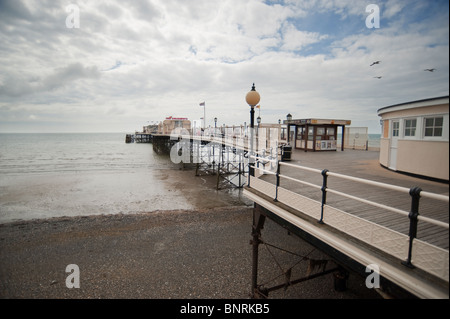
[[389, 120, 399, 170], [289, 125, 296, 145]]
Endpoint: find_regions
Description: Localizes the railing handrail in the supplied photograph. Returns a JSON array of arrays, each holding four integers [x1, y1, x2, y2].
[[420, 190, 449, 202], [280, 161, 322, 174], [250, 156, 449, 230], [326, 170, 410, 194], [279, 161, 449, 202], [254, 165, 450, 230]]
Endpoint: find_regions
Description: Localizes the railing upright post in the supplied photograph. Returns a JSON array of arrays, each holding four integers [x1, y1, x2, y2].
[[402, 186, 422, 269], [256, 153, 259, 170], [319, 169, 329, 224], [274, 160, 281, 202], [248, 154, 252, 188], [239, 162, 242, 188]]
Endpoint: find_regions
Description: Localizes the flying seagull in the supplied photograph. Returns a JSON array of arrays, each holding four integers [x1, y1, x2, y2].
[[424, 68, 436, 72], [373, 76, 382, 79], [370, 61, 381, 66]]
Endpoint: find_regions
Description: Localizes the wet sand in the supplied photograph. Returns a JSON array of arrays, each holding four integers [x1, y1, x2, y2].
[[0, 166, 251, 223], [0, 163, 381, 300]]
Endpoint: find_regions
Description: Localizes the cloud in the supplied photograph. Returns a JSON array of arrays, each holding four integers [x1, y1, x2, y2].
[[0, 0, 448, 133], [0, 63, 100, 98], [43, 63, 101, 91], [280, 23, 328, 51], [383, 0, 408, 19], [0, 0, 33, 22]]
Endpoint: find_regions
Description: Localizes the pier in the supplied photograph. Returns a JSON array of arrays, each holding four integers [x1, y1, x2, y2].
[[126, 133, 153, 143], [147, 128, 448, 298], [245, 148, 448, 299]]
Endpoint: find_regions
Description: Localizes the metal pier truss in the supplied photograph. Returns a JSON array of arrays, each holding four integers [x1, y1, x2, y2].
[[191, 135, 280, 190], [193, 140, 249, 189]]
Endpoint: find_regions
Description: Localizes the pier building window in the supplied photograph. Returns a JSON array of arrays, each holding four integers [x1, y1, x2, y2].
[[281, 127, 287, 140], [314, 127, 336, 141], [404, 119, 417, 137], [308, 127, 314, 140], [296, 127, 305, 140], [316, 127, 325, 140], [289, 125, 296, 143], [392, 121, 399, 137], [327, 127, 335, 138], [424, 117, 443, 137]]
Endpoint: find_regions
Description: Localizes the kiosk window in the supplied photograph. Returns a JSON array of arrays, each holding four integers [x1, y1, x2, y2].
[[308, 127, 314, 140], [296, 127, 305, 139]]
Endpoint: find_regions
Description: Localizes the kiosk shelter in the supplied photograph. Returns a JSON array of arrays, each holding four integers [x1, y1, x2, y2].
[[285, 118, 351, 152]]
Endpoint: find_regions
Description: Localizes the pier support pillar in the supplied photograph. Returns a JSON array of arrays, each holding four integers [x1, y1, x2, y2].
[[333, 267, 349, 292], [251, 204, 266, 298]]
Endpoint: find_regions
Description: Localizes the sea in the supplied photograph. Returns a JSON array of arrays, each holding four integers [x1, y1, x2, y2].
[[0, 132, 381, 223], [368, 134, 381, 148], [0, 133, 218, 223]]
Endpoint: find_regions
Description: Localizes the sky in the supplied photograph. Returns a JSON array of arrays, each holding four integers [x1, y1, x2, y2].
[[0, 0, 448, 133]]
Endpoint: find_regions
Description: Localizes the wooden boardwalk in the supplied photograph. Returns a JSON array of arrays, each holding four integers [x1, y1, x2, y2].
[[257, 149, 449, 250], [244, 148, 448, 298]]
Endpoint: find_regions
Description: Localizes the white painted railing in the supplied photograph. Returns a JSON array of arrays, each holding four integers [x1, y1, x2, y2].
[[248, 155, 449, 283]]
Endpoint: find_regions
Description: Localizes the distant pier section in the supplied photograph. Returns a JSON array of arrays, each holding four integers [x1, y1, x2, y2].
[[125, 124, 158, 144], [126, 117, 191, 144]]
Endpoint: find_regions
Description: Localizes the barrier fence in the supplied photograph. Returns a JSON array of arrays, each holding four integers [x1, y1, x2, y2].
[[248, 154, 449, 282]]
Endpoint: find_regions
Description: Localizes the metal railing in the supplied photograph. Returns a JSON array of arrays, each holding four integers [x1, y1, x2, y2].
[[249, 154, 449, 271]]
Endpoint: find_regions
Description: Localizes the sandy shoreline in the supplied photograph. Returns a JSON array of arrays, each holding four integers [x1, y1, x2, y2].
[[0, 151, 389, 299], [0, 206, 380, 299], [0, 166, 253, 224]]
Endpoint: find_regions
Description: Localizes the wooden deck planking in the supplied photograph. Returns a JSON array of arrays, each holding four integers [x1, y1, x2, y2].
[[258, 149, 449, 250]]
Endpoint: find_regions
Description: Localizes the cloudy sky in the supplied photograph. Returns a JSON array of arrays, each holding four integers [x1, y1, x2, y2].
[[0, 0, 448, 133]]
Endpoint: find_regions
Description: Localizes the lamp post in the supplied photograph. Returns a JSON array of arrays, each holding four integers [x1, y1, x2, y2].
[[212, 117, 217, 173], [286, 113, 292, 144], [246, 83, 260, 180], [286, 113, 292, 122], [256, 116, 261, 152], [246, 84, 261, 299]]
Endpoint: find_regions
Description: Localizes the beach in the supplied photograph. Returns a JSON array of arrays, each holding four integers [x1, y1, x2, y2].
[[1, 167, 381, 300], [0, 205, 380, 299], [0, 134, 383, 299]]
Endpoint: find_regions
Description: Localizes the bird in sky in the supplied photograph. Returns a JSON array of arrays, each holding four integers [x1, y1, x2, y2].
[[424, 68, 436, 72], [370, 61, 381, 66], [373, 76, 382, 79]]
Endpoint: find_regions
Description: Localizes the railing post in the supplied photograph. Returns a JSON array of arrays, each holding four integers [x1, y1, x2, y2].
[[402, 186, 422, 269], [216, 163, 221, 190], [256, 153, 260, 170], [319, 169, 329, 224], [274, 160, 281, 202], [238, 162, 242, 187], [247, 153, 252, 188]]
